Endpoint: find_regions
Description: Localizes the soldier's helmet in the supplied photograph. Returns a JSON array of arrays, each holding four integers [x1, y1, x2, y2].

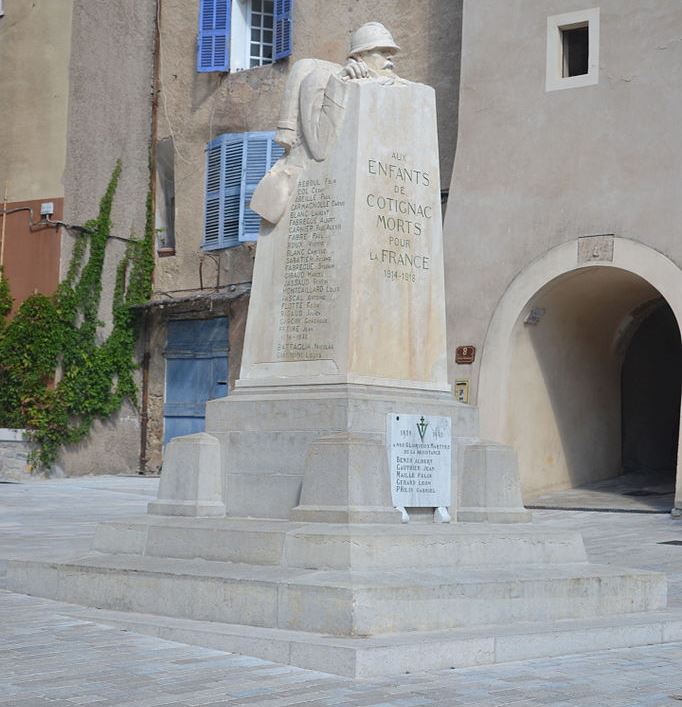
[[348, 22, 400, 57]]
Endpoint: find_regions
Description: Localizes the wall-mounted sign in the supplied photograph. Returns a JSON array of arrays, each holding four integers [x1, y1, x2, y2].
[[387, 414, 452, 508], [454, 379, 469, 404], [455, 345, 476, 364]]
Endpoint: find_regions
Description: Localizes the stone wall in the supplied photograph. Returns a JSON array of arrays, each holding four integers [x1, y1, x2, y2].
[[0, 430, 33, 481]]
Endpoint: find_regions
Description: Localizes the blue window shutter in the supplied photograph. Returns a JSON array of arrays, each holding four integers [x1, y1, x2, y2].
[[197, 0, 231, 72], [204, 133, 245, 249], [203, 137, 223, 249], [222, 135, 245, 247], [205, 131, 282, 248], [273, 0, 293, 61], [239, 132, 284, 242]]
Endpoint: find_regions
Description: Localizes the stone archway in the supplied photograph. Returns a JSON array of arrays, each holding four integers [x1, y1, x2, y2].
[[477, 238, 682, 514], [621, 301, 681, 480]]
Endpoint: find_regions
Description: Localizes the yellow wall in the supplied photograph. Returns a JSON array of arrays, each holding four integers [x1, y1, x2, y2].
[[0, 0, 73, 201]]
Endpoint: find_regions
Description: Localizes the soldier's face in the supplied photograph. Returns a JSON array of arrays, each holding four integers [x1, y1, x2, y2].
[[362, 49, 394, 74]]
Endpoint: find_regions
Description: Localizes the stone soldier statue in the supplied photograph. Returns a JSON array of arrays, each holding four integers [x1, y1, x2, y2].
[[250, 22, 402, 224]]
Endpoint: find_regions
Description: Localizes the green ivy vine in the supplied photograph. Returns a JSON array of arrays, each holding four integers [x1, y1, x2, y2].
[[0, 161, 154, 470], [0, 265, 12, 322]]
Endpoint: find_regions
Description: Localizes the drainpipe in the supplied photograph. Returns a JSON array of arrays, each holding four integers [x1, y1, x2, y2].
[[139, 0, 161, 473]]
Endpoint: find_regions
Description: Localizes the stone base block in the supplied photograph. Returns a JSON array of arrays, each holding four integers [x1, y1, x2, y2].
[[458, 443, 531, 523], [91, 516, 588, 569], [6, 552, 666, 636], [60, 606, 682, 678], [148, 433, 225, 518], [290, 432, 404, 523], [146, 500, 226, 517], [205, 384, 478, 520]]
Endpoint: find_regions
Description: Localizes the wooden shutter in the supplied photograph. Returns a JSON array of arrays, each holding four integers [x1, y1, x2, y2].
[[197, 0, 231, 72], [204, 131, 282, 248], [204, 133, 244, 249], [273, 0, 293, 61], [239, 133, 285, 241]]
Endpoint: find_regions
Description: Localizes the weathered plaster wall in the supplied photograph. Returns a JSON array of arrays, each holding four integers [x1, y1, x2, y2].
[[0, 0, 73, 202], [58, 0, 157, 475], [445, 0, 682, 496]]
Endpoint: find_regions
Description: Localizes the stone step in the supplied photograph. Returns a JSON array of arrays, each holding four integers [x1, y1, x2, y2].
[[93, 517, 588, 569], [62, 604, 682, 678], [6, 554, 666, 636]]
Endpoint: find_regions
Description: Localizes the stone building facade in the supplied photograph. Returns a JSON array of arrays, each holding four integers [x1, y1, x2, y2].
[[4, 0, 678, 518], [445, 0, 682, 513], [0, 0, 463, 476]]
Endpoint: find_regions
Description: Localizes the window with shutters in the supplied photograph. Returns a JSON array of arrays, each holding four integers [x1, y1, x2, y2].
[[197, 0, 293, 73], [203, 131, 284, 250]]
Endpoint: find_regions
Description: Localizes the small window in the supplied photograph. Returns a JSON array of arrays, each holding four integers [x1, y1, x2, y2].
[[203, 131, 284, 250], [249, 0, 275, 68], [546, 8, 599, 92], [562, 24, 589, 77], [197, 0, 292, 73], [155, 137, 176, 255]]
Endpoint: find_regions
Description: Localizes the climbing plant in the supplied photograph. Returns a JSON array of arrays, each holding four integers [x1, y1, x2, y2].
[[0, 266, 12, 322], [0, 161, 154, 470]]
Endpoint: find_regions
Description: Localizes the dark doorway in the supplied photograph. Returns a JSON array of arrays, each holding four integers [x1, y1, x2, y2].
[[621, 302, 681, 477]]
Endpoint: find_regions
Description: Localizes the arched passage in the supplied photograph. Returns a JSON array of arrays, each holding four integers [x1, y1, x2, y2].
[[622, 302, 681, 478], [478, 239, 682, 513]]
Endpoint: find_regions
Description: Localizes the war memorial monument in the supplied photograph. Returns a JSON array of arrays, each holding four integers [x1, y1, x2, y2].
[[7, 23, 682, 677]]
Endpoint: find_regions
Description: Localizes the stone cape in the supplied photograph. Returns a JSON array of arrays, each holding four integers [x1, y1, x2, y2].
[[239, 78, 448, 391]]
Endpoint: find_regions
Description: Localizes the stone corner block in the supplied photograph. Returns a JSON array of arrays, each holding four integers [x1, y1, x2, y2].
[[148, 432, 225, 517], [458, 443, 530, 523]]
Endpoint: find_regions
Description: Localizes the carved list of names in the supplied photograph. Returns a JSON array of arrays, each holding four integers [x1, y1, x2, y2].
[[276, 177, 343, 361]]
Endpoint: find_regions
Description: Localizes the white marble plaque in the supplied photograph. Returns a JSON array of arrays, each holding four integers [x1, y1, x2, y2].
[[388, 414, 451, 507]]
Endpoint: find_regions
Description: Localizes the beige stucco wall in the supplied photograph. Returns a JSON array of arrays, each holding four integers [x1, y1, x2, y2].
[[446, 0, 682, 394], [0, 0, 73, 201], [58, 0, 157, 475], [445, 1, 682, 500]]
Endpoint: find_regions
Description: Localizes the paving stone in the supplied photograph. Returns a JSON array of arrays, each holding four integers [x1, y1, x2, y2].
[[2, 476, 682, 705]]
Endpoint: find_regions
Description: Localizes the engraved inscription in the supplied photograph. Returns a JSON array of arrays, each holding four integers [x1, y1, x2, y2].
[[388, 414, 452, 508], [366, 151, 435, 284], [276, 178, 343, 361]]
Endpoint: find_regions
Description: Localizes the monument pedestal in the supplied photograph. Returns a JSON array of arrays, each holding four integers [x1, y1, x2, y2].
[[6, 71, 682, 678], [8, 513, 679, 677], [205, 383, 483, 521]]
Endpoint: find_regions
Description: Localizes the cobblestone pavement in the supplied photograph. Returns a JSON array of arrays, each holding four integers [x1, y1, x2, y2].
[[2, 476, 682, 706]]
